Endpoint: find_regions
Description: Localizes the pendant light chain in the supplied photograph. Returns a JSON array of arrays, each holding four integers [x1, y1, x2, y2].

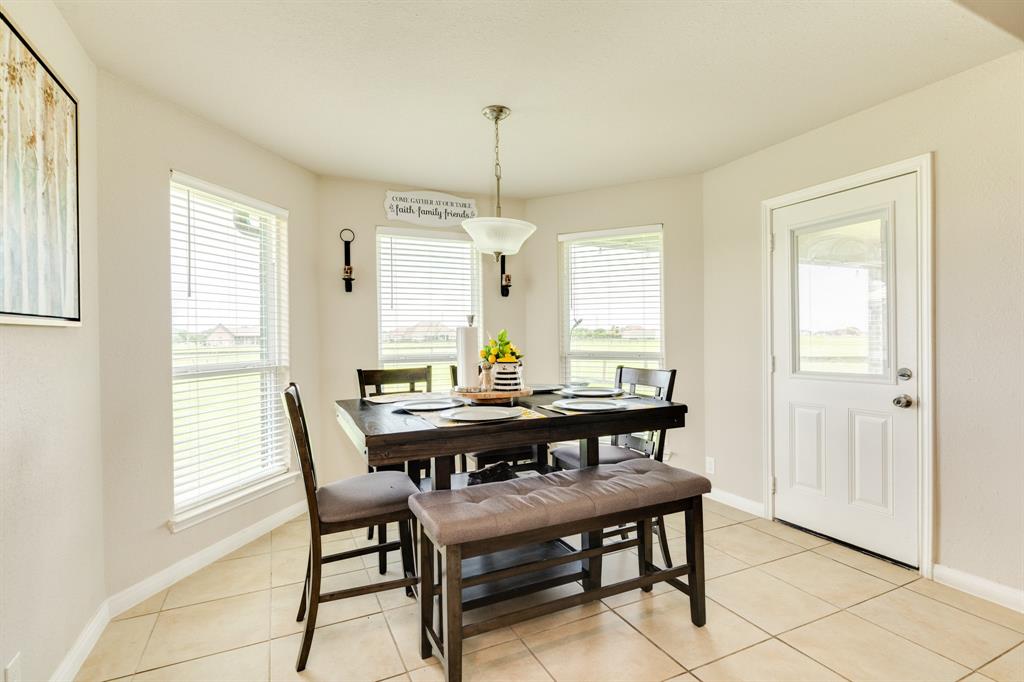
[[493, 115, 502, 218]]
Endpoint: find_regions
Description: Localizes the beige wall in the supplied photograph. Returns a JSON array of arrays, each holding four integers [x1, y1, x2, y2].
[[315, 177, 526, 481], [0, 2, 105, 680], [522, 176, 705, 471], [702, 52, 1024, 589], [96, 72, 320, 595]]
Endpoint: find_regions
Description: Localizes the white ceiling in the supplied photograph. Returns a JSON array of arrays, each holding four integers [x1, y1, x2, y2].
[[57, 0, 1019, 198]]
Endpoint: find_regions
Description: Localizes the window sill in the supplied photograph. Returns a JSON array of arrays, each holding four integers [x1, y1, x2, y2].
[[167, 470, 301, 533]]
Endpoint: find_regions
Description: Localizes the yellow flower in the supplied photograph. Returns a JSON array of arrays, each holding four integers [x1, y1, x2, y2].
[[479, 349, 487, 359], [501, 354, 515, 362], [488, 354, 497, 363]]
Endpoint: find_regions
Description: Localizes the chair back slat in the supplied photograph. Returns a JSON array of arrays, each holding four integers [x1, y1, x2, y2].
[[283, 383, 320, 522], [612, 365, 677, 461]]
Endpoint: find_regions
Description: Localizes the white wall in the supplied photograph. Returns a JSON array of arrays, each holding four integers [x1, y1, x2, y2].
[[96, 72, 320, 595], [522, 176, 705, 471], [315, 177, 526, 481], [0, 3, 105, 680], [702, 52, 1024, 589]]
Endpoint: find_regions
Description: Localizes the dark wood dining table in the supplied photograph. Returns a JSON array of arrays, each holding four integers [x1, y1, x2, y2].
[[334, 390, 688, 606]]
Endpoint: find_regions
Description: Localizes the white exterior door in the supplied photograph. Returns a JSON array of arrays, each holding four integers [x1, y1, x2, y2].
[[772, 173, 919, 566]]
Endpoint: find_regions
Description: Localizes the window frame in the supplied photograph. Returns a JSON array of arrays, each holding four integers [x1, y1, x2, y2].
[[375, 226, 482, 389], [558, 224, 666, 385], [168, 171, 294, 531]]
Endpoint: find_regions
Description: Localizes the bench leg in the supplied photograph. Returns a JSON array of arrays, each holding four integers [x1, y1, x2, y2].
[[638, 517, 654, 592], [684, 496, 707, 626], [419, 528, 434, 660], [441, 544, 463, 682]]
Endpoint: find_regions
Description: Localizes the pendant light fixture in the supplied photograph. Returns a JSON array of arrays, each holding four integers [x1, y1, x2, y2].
[[461, 105, 537, 297]]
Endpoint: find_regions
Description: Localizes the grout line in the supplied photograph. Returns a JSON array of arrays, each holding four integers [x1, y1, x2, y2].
[[904, 583, 1024, 636]]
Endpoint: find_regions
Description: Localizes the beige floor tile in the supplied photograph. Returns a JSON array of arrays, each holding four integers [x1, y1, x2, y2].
[[780, 611, 969, 681], [664, 675, 698, 682], [666, 510, 730, 535], [760, 551, 894, 607], [132, 642, 269, 682], [270, 521, 310, 552], [370, 564, 420, 611], [270, 569, 381, 638], [163, 554, 271, 609], [704, 525, 804, 565], [113, 591, 167, 621], [269, 613, 406, 682], [705, 568, 837, 635], [692, 638, 843, 682], [979, 643, 1024, 682], [646, 537, 750, 579], [75, 614, 157, 682], [522, 611, 684, 682], [219, 533, 272, 562], [905, 579, 1024, 634], [408, 640, 553, 682], [743, 519, 829, 549], [597, 550, 673, 609], [959, 674, 997, 682], [703, 499, 758, 522], [850, 589, 1023, 668], [616, 592, 769, 669], [271, 538, 364, 587], [812, 543, 918, 585], [138, 591, 270, 671], [383, 602, 518, 670], [382, 675, 412, 682]]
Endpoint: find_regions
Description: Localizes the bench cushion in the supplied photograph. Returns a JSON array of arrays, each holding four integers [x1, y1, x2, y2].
[[317, 470, 418, 524], [409, 459, 710, 546]]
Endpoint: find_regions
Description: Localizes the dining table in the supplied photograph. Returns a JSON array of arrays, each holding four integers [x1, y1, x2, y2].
[[334, 389, 688, 609]]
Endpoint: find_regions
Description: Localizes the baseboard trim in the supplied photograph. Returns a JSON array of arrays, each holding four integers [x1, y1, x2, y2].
[[706, 488, 767, 518], [50, 600, 110, 682], [933, 564, 1024, 614], [51, 500, 305, 681]]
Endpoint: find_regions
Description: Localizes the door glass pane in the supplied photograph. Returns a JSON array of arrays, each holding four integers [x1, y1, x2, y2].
[[795, 214, 890, 375]]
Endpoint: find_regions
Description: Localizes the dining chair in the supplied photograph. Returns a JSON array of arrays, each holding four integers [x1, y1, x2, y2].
[[550, 366, 678, 566], [283, 383, 418, 672]]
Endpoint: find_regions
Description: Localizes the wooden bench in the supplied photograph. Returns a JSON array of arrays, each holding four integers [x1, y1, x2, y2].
[[409, 458, 712, 682]]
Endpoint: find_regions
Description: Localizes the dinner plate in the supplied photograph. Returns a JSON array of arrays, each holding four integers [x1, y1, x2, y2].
[[395, 397, 465, 411], [529, 384, 564, 393], [551, 398, 630, 412], [438, 406, 523, 422], [559, 386, 624, 398]]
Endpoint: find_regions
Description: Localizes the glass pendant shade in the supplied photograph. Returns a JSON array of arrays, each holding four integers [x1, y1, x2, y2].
[[461, 217, 537, 257]]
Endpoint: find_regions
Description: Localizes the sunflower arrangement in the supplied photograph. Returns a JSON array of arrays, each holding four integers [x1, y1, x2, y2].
[[480, 329, 523, 364]]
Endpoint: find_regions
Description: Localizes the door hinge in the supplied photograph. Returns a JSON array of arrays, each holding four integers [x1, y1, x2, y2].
[[771, 476, 777, 495]]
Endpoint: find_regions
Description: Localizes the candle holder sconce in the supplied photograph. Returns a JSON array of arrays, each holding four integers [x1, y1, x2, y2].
[[340, 229, 355, 292]]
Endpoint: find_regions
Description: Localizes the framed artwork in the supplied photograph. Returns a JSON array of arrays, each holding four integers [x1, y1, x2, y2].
[[0, 11, 80, 325]]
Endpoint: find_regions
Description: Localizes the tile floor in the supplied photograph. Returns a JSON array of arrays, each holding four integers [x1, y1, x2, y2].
[[77, 498, 1024, 682]]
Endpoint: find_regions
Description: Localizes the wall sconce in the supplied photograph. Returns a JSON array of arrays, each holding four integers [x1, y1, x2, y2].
[[339, 229, 355, 292]]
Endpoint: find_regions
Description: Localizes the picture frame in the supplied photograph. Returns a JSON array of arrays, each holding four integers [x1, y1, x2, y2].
[[0, 10, 81, 326]]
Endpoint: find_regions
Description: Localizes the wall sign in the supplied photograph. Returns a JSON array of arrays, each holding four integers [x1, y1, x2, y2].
[[385, 190, 477, 227]]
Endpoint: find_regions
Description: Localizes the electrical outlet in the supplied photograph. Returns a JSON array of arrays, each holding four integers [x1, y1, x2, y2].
[[705, 456, 716, 474], [5, 652, 22, 682]]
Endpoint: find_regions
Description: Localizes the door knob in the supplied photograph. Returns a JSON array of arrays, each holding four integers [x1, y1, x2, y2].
[[893, 394, 913, 408]]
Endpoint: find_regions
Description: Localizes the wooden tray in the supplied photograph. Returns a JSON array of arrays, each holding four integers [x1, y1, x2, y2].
[[451, 388, 533, 404]]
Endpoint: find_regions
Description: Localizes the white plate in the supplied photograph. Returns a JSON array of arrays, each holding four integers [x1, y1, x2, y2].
[[529, 384, 563, 393], [439, 406, 523, 422], [552, 398, 630, 412], [395, 397, 465, 411], [559, 386, 624, 398]]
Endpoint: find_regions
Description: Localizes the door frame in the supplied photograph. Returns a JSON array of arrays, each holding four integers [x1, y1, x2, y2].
[[760, 153, 934, 577]]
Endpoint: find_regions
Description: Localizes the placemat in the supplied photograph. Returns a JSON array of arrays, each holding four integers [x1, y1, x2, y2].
[[410, 407, 548, 428], [543, 400, 661, 416]]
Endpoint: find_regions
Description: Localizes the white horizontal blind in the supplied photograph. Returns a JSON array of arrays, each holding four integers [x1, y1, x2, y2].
[[561, 227, 664, 385], [170, 176, 290, 513], [377, 229, 480, 389]]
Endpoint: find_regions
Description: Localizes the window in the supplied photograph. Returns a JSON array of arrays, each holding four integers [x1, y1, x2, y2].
[[170, 172, 290, 518], [377, 227, 481, 389], [560, 225, 664, 385]]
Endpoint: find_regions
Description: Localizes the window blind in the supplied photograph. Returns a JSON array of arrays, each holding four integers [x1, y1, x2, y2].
[[560, 226, 664, 385], [170, 173, 290, 514], [377, 228, 480, 389]]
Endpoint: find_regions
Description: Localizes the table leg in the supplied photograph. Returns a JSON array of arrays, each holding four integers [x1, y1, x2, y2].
[[532, 443, 547, 469], [433, 455, 454, 491], [579, 437, 603, 590]]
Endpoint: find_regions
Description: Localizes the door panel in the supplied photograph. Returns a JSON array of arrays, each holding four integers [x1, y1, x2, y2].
[[773, 173, 918, 566]]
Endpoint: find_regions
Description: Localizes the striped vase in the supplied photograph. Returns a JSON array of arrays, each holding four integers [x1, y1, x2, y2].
[[493, 362, 523, 392]]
